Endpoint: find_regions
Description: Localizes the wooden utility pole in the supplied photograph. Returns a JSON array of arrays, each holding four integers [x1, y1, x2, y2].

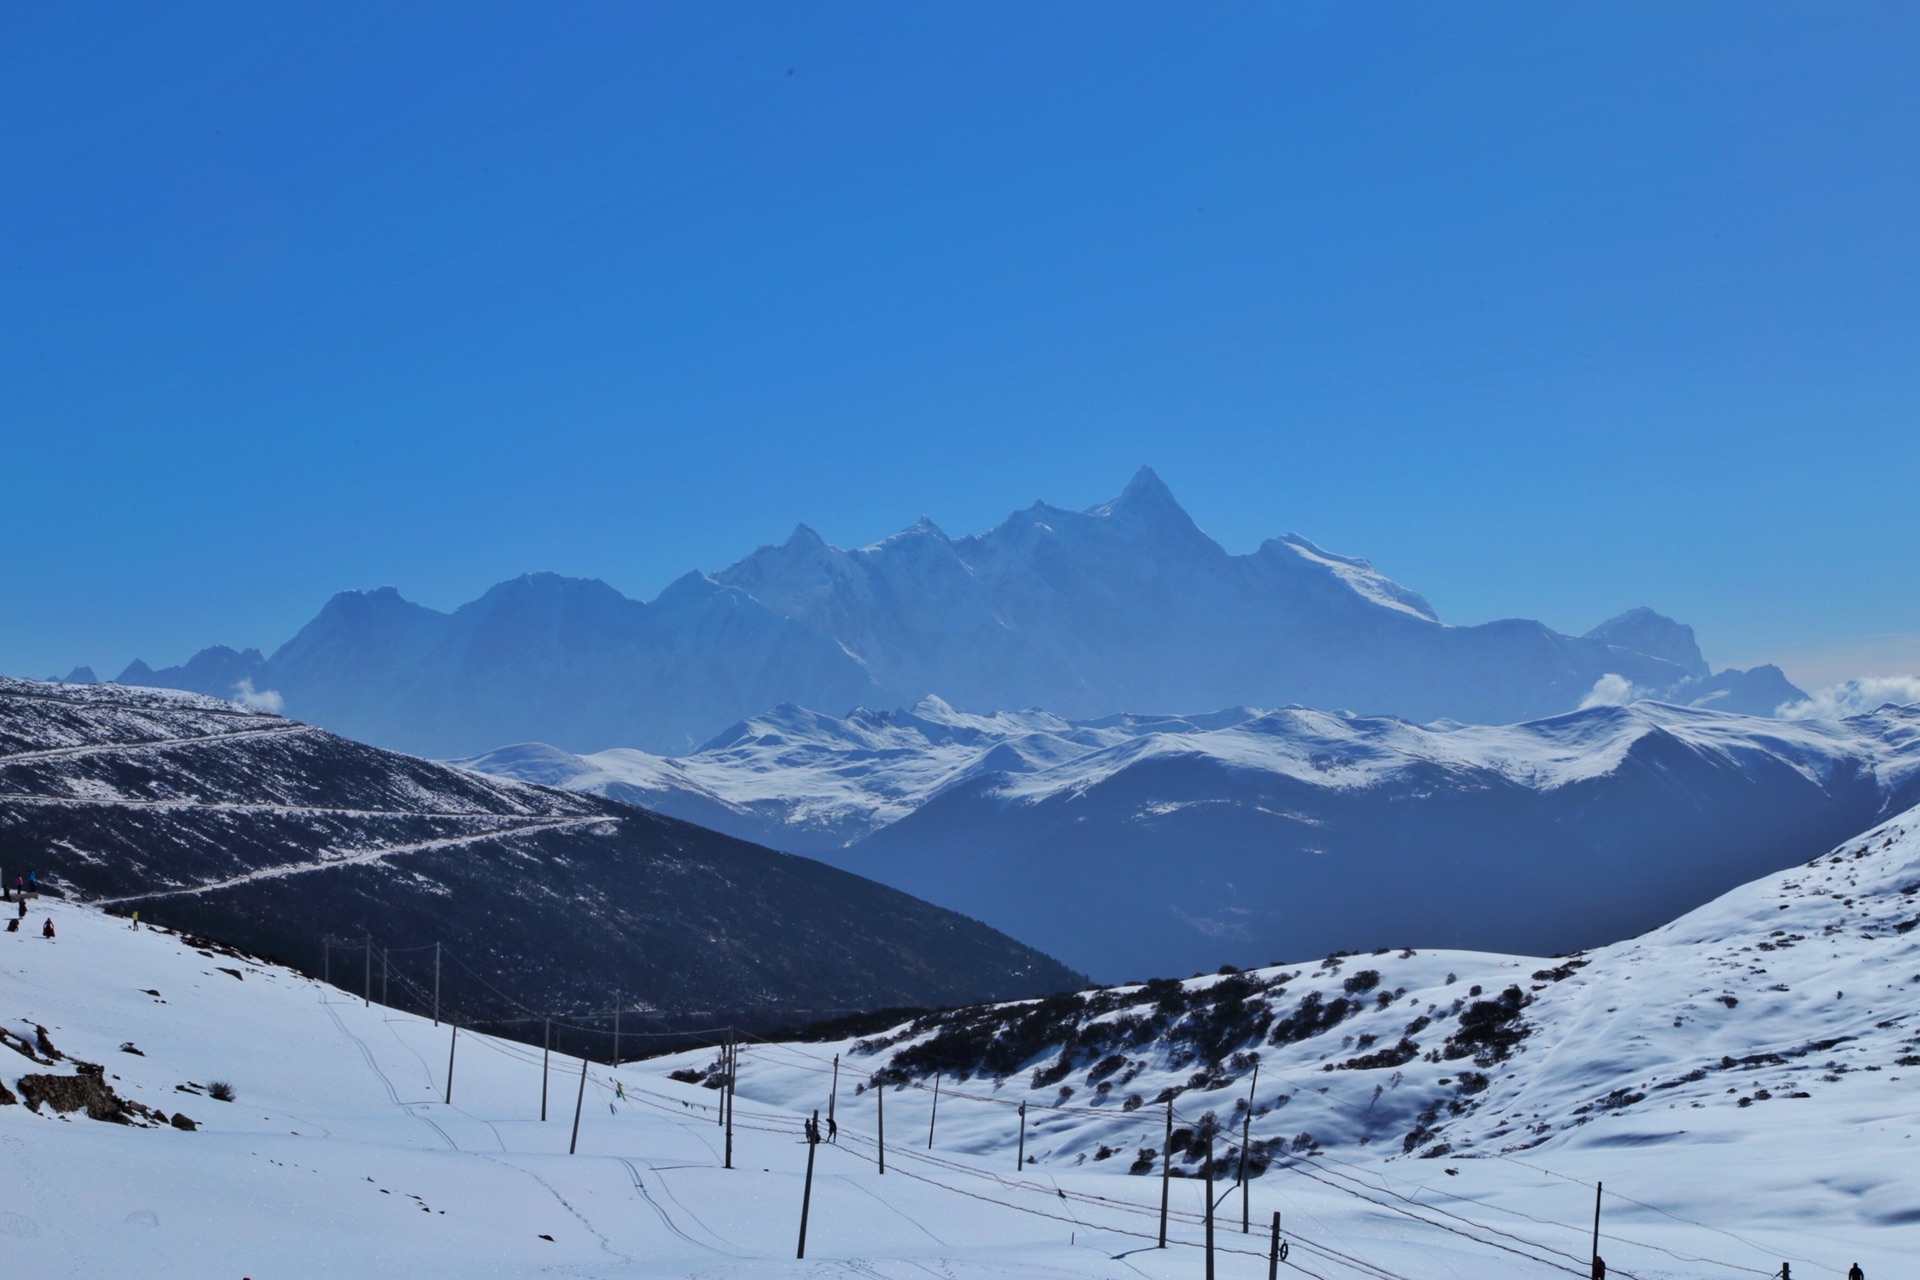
[[322, 936, 330, 985], [926, 1073, 941, 1148], [380, 947, 388, 1008], [1158, 1101, 1172, 1247], [444, 1025, 458, 1105], [432, 942, 441, 1027], [1268, 1211, 1285, 1280], [541, 1018, 551, 1121], [1240, 1064, 1259, 1232], [363, 936, 371, 1006], [724, 1030, 735, 1170], [876, 1081, 886, 1174], [828, 1053, 839, 1128], [613, 1002, 621, 1067], [796, 1109, 821, 1258], [1591, 1181, 1604, 1277], [569, 1055, 588, 1154], [1203, 1124, 1217, 1280], [1016, 1101, 1027, 1170]]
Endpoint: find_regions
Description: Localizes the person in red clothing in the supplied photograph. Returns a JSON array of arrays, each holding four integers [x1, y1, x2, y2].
[[42, 917, 54, 939]]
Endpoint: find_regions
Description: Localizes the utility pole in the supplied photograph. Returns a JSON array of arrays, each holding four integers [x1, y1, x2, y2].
[[1591, 1181, 1604, 1278], [613, 1001, 621, 1068], [322, 936, 330, 986], [876, 1080, 886, 1174], [444, 1025, 458, 1105], [541, 1018, 551, 1121], [724, 1029, 735, 1170], [1240, 1064, 1259, 1232], [796, 1110, 821, 1259], [927, 1073, 941, 1148], [1016, 1101, 1027, 1169], [1204, 1123, 1217, 1280], [1268, 1211, 1285, 1280], [432, 942, 441, 1027], [828, 1053, 839, 1128], [363, 935, 371, 1007], [1158, 1101, 1172, 1247], [380, 948, 388, 1008], [569, 1055, 588, 1154]]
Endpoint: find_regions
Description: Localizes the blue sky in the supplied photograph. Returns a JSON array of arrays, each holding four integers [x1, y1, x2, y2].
[[4, 3, 1915, 689]]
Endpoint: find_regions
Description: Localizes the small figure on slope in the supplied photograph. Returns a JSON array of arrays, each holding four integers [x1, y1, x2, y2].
[[42, 916, 55, 940]]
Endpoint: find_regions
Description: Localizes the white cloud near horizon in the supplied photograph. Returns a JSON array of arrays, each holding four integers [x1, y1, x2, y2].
[[1776, 675, 1920, 720], [1578, 673, 1645, 709], [232, 679, 284, 713]]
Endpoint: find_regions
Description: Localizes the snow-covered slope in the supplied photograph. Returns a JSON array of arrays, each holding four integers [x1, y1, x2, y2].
[[464, 697, 1920, 980], [5, 814, 1912, 1276], [0, 676, 1082, 1029], [96, 469, 1804, 756], [658, 806, 1920, 1270]]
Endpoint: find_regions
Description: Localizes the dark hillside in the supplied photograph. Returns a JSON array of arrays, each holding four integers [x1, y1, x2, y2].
[[0, 677, 1081, 1037]]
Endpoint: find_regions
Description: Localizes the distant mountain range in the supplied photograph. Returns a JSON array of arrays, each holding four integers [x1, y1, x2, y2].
[[0, 677, 1080, 1029], [73, 469, 1802, 756], [462, 697, 1920, 981]]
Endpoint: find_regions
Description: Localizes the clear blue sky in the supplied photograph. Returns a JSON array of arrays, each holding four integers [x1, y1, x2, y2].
[[4, 3, 1915, 689]]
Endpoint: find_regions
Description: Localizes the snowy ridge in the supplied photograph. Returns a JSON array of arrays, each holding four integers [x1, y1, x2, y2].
[[464, 697, 1920, 979]]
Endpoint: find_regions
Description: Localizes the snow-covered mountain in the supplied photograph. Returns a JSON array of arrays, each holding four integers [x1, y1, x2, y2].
[[4, 806, 1915, 1275], [0, 676, 1080, 1028], [463, 697, 1920, 981], [93, 469, 1803, 756], [697, 802, 1920, 1259]]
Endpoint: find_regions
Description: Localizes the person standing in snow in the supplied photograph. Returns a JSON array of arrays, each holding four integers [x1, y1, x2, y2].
[[1591, 1257, 1605, 1280], [827, 1115, 838, 1143], [42, 917, 54, 939], [1848, 1265, 1863, 1280]]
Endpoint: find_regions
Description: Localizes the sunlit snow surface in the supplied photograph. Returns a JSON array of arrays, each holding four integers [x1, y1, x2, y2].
[[5, 810, 1920, 1276]]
